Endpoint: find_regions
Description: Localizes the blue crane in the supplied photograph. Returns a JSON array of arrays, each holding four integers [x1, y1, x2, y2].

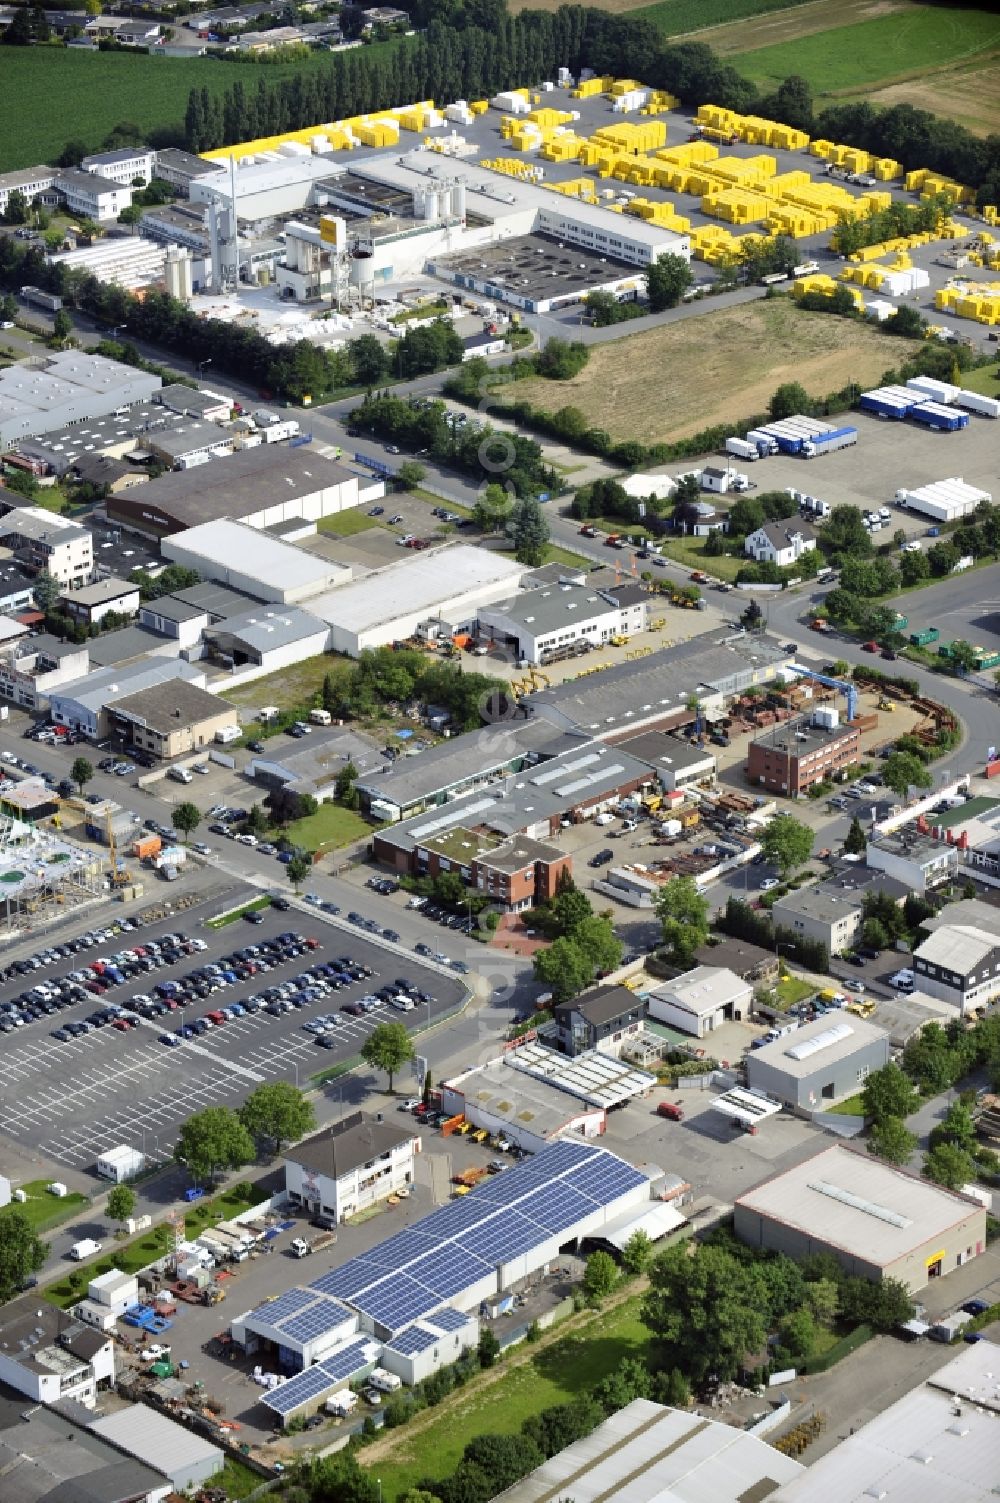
[[784, 664, 858, 723]]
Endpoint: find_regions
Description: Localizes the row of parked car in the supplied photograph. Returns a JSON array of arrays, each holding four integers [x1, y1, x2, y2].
[[0, 920, 145, 981], [167, 952, 384, 1047], [3, 933, 206, 1035]]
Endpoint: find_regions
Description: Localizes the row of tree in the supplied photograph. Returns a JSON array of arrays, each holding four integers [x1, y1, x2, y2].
[[177, 4, 1000, 200]]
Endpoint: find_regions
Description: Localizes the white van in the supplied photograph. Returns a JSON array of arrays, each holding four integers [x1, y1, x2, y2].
[[308, 708, 332, 726], [70, 1238, 102, 1260], [168, 766, 193, 784]]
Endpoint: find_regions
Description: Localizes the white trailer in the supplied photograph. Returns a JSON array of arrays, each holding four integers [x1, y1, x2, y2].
[[369, 1367, 402, 1393], [906, 375, 958, 404], [894, 478, 990, 522], [725, 436, 760, 461], [955, 387, 1000, 419]]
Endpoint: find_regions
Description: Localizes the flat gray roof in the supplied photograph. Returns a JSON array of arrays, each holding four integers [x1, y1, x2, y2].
[[206, 604, 328, 652], [50, 658, 203, 714], [164, 519, 341, 592], [174, 580, 260, 616], [483, 581, 630, 636], [357, 720, 573, 806], [773, 868, 909, 924], [750, 1013, 889, 1079], [308, 544, 524, 634], [111, 677, 233, 732], [62, 576, 136, 608], [751, 713, 855, 757], [527, 631, 791, 734], [86, 624, 168, 667], [108, 444, 356, 529], [735, 1144, 984, 1266], [616, 731, 717, 776], [89, 1405, 221, 1481]]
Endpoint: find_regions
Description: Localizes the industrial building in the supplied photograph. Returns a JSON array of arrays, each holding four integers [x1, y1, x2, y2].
[[616, 731, 716, 793], [646, 966, 752, 1038], [772, 1342, 999, 1503], [478, 580, 648, 665], [0, 504, 94, 588], [249, 727, 379, 802], [441, 1056, 608, 1152], [470, 835, 571, 911], [526, 632, 793, 740], [499, 1399, 804, 1503], [0, 1404, 171, 1503], [48, 234, 170, 292], [0, 351, 161, 451], [48, 658, 207, 740], [161, 518, 348, 604], [311, 544, 527, 657], [913, 922, 1000, 1013], [355, 719, 564, 823], [373, 739, 654, 873], [745, 1014, 891, 1114], [233, 1140, 650, 1421], [283, 1112, 418, 1225], [202, 604, 331, 676], [105, 444, 362, 537], [428, 232, 647, 314], [734, 1144, 987, 1290], [747, 710, 861, 796], [88, 1408, 223, 1494], [0, 1292, 116, 1405], [507, 1037, 657, 1109], [108, 678, 238, 760]]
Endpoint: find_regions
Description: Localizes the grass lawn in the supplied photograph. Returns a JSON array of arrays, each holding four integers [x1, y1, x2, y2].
[[658, 536, 744, 581], [365, 1296, 652, 1502], [225, 654, 335, 714], [206, 895, 271, 929], [958, 362, 1000, 397], [735, 4, 1000, 123], [828, 1092, 867, 1116], [498, 301, 921, 447], [214, 1458, 264, 1501], [284, 802, 372, 853], [540, 541, 597, 571], [774, 975, 817, 1008], [1, 1180, 88, 1233], [47, 1225, 176, 1307], [512, 0, 809, 22], [0, 44, 395, 171], [183, 1181, 260, 1238], [317, 510, 381, 537]]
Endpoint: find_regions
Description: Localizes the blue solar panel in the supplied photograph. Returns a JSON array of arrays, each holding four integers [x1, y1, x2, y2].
[[517, 1185, 596, 1234], [254, 1287, 315, 1326], [389, 1323, 438, 1357], [407, 1251, 488, 1300], [264, 1339, 374, 1416], [312, 1260, 378, 1300], [429, 1306, 471, 1333], [356, 1274, 442, 1332], [277, 1296, 351, 1345], [363, 1229, 439, 1269]]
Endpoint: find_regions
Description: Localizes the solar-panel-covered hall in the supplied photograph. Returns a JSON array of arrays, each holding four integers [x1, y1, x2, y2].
[[233, 1140, 651, 1422]]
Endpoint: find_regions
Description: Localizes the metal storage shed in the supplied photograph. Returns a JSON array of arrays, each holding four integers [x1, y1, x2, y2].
[[89, 1405, 224, 1491]]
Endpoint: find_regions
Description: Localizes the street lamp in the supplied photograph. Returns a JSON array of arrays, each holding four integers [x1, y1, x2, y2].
[[377, 1483, 382, 1503], [198, 358, 212, 377]]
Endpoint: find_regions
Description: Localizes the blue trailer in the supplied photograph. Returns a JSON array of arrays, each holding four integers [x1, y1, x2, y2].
[[771, 433, 806, 454], [802, 425, 858, 458], [908, 403, 969, 432], [859, 392, 910, 420]]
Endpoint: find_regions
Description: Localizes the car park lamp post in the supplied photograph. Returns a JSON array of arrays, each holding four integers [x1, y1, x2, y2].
[[198, 358, 212, 378]]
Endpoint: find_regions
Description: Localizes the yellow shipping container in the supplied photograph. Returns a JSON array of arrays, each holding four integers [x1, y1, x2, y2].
[[874, 158, 902, 181], [608, 77, 644, 96], [470, 100, 489, 115], [655, 141, 718, 166]]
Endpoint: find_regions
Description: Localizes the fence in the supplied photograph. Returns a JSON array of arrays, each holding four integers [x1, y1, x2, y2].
[[799, 1323, 872, 1374]]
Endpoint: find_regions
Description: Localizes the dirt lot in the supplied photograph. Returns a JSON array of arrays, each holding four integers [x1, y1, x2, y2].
[[868, 56, 1000, 138], [500, 300, 921, 447]]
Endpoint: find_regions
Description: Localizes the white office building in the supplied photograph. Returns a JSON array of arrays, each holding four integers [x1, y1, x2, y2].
[[0, 505, 93, 587], [55, 168, 133, 222], [81, 147, 157, 187]]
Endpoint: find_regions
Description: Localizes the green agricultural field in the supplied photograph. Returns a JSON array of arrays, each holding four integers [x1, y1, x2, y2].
[[736, 6, 1000, 99], [641, 0, 816, 36], [1, 48, 339, 171]]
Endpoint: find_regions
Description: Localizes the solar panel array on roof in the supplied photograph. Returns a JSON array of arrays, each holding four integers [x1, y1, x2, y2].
[[307, 1141, 646, 1334], [276, 1293, 352, 1346], [388, 1323, 440, 1357], [263, 1339, 377, 1417], [256, 1288, 315, 1326], [428, 1306, 470, 1334]]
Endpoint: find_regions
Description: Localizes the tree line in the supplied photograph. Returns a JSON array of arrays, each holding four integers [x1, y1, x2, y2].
[[179, 2, 1000, 200]]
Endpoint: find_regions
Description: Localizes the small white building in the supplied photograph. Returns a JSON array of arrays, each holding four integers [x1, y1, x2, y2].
[[81, 147, 157, 188], [647, 965, 752, 1038], [0, 1297, 115, 1406], [96, 1144, 145, 1182], [744, 520, 817, 567], [88, 1269, 138, 1313], [284, 1111, 418, 1225], [866, 830, 959, 893], [55, 168, 133, 222], [478, 581, 648, 666]]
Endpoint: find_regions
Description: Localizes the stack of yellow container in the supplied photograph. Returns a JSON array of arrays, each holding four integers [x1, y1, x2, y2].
[[640, 90, 680, 115], [571, 76, 611, 99], [793, 274, 864, 308], [546, 177, 599, 204], [935, 283, 1000, 324], [593, 120, 667, 154], [607, 78, 645, 97], [983, 206, 999, 227], [695, 103, 808, 150], [701, 187, 772, 225], [356, 119, 400, 148], [478, 156, 542, 182], [528, 107, 574, 129], [624, 197, 691, 232], [539, 133, 587, 164], [469, 100, 489, 116]]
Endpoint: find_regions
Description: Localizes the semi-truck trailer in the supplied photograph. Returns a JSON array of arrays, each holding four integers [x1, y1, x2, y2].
[[725, 436, 760, 460], [801, 426, 858, 458]]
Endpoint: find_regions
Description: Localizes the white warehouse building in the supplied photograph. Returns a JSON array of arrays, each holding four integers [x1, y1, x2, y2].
[[161, 519, 349, 604], [894, 478, 991, 522], [310, 544, 528, 656]]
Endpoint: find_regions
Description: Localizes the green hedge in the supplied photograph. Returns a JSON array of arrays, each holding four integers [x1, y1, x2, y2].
[[798, 1323, 872, 1374]]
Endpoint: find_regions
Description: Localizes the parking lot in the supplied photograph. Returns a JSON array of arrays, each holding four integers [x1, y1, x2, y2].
[[0, 900, 467, 1174]]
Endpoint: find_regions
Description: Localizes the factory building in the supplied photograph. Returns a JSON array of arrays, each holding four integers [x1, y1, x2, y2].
[[202, 605, 331, 677], [441, 1056, 607, 1153], [646, 966, 753, 1039], [745, 1014, 891, 1114], [478, 580, 648, 666], [747, 710, 861, 796], [913, 922, 1000, 1013], [0, 351, 161, 452], [310, 544, 527, 657], [108, 679, 238, 760], [735, 1144, 986, 1290], [48, 659, 207, 741], [161, 519, 348, 604], [107, 443, 362, 537]]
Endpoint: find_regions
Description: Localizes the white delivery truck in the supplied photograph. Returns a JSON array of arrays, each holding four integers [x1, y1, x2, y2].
[[725, 436, 760, 461], [70, 1239, 103, 1260]]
